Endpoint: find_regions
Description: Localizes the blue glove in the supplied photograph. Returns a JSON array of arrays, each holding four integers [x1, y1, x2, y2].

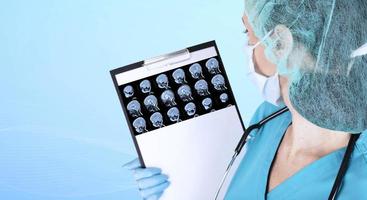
[[123, 158, 170, 200]]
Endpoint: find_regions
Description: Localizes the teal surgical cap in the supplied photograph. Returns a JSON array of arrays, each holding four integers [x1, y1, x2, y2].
[[245, 0, 367, 133]]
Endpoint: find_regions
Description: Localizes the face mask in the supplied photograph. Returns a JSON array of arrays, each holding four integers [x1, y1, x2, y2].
[[244, 31, 283, 106]]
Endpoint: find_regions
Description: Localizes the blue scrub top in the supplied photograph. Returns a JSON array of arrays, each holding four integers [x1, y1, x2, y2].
[[225, 102, 367, 200]]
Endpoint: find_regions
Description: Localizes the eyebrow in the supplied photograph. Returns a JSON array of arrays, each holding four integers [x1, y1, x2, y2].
[[241, 18, 249, 33]]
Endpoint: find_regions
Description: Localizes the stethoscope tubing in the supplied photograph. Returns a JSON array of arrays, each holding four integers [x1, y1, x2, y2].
[[214, 106, 360, 200], [215, 106, 289, 200]]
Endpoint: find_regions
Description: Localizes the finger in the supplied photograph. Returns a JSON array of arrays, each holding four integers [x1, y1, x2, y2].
[[122, 158, 141, 170], [138, 174, 169, 189], [140, 181, 170, 198], [134, 167, 162, 180], [145, 192, 163, 200]]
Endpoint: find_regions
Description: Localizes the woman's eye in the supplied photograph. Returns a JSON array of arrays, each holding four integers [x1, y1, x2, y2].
[[242, 29, 249, 34]]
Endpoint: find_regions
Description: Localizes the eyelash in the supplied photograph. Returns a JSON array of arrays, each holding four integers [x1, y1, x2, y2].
[[242, 29, 249, 34]]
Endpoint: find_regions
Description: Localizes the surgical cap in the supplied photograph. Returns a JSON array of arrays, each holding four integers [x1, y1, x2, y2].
[[245, 0, 367, 133]]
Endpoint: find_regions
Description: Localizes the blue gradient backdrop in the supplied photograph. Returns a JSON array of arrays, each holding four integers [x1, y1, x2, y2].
[[0, 0, 262, 199]]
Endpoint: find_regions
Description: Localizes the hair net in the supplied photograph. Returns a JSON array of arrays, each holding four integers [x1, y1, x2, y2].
[[244, 0, 367, 133]]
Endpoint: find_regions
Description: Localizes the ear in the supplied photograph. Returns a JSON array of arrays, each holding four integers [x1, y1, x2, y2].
[[271, 24, 293, 60]]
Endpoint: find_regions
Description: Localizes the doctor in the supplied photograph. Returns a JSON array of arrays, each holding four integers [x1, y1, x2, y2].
[[124, 0, 367, 199]]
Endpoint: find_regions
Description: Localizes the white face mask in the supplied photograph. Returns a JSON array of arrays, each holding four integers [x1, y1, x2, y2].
[[244, 31, 283, 106]]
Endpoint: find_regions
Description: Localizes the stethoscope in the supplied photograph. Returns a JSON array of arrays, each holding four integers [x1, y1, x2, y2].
[[214, 106, 361, 200]]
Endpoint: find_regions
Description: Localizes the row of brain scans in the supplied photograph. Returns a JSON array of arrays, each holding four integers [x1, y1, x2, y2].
[[120, 57, 234, 135]]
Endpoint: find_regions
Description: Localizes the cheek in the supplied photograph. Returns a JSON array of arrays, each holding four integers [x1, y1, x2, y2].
[[253, 44, 278, 76], [247, 33, 258, 45]]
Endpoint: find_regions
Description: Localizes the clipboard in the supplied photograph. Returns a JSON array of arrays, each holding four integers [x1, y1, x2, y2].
[[111, 41, 245, 200]]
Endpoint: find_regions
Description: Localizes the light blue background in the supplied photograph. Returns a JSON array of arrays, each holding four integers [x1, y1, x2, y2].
[[0, 0, 262, 199]]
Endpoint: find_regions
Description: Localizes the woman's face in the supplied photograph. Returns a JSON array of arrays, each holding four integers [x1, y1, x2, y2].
[[242, 15, 277, 77], [242, 14, 291, 105]]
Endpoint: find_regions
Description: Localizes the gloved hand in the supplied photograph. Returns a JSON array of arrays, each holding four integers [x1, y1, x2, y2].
[[123, 158, 170, 200]]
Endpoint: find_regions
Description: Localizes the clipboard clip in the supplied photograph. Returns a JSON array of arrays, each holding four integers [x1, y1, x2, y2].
[[143, 49, 191, 70]]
